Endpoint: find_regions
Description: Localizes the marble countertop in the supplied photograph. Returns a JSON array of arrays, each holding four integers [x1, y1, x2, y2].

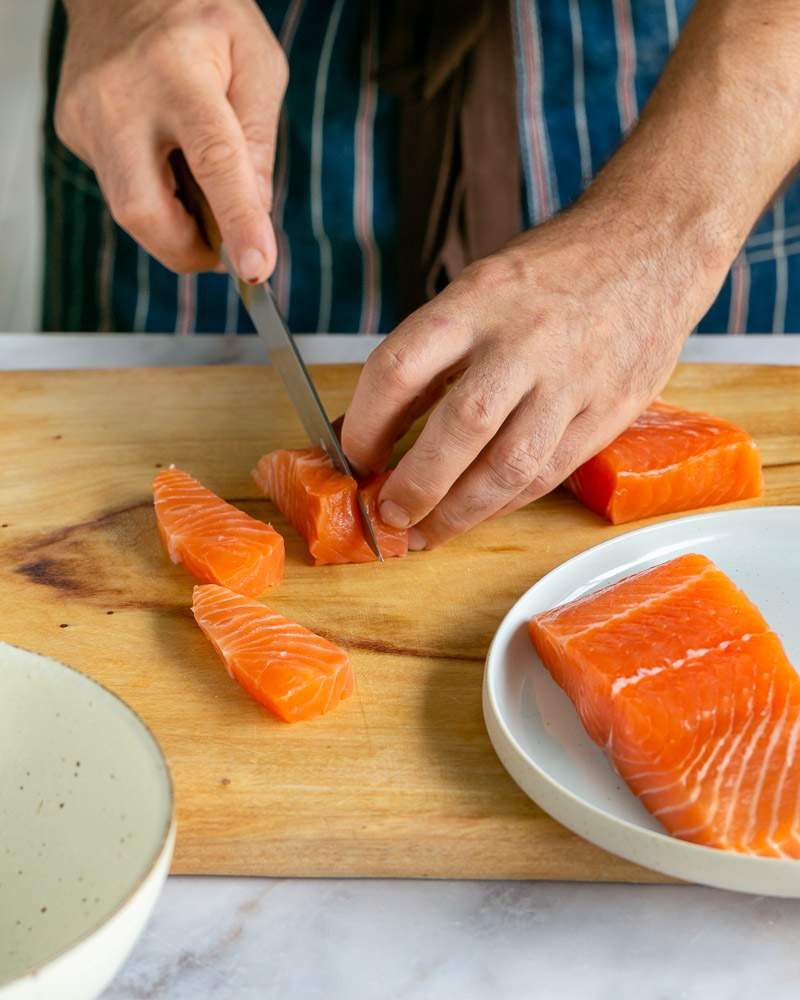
[[3, 333, 800, 1000]]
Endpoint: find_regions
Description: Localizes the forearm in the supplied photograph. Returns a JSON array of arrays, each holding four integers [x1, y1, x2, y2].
[[578, 0, 800, 316]]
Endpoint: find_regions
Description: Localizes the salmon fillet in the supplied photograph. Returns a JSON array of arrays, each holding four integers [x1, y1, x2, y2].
[[153, 467, 284, 597], [567, 402, 763, 524], [529, 554, 800, 857], [192, 584, 354, 723], [252, 448, 408, 565]]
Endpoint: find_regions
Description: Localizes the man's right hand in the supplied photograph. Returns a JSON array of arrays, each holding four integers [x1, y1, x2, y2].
[[57, 0, 287, 282]]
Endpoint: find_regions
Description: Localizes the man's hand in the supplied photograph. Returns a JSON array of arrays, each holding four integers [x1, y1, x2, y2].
[[342, 0, 800, 550], [56, 0, 287, 282], [342, 205, 715, 550]]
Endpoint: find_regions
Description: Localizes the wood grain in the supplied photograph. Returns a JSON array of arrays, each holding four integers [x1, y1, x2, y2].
[[1, 363, 798, 881]]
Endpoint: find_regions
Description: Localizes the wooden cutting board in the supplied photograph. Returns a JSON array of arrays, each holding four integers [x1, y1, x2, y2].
[[1, 362, 798, 881]]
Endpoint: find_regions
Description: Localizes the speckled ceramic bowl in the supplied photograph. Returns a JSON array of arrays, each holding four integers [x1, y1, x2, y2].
[[0, 642, 175, 1000]]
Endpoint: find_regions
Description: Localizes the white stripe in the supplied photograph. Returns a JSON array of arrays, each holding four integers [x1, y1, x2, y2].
[[224, 275, 239, 335], [568, 0, 592, 187], [133, 245, 150, 333], [705, 693, 753, 827], [721, 681, 774, 848], [772, 196, 788, 335], [744, 690, 789, 847], [767, 712, 800, 853], [97, 208, 116, 333], [747, 237, 800, 267], [748, 221, 800, 250], [664, 0, 679, 47], [310, 0, 347, 332]]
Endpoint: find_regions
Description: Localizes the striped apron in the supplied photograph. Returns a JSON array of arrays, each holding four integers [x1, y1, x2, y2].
[[43, 0, 800, 334]]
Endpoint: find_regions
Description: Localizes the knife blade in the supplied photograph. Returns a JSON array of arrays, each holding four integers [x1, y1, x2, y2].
[[169, 150, 383, 560]]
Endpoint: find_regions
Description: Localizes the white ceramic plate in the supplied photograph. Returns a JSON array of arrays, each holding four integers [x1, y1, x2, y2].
[[0, 642, 175, 1000], [483, 506, 800, 897]]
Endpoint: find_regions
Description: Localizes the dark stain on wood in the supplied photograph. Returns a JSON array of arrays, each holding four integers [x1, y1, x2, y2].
[[322, 632, 485, 663], [16, 557, 99, 598]]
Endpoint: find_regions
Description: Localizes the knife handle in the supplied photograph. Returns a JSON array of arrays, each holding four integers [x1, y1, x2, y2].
[[169, 149, 222, 255]]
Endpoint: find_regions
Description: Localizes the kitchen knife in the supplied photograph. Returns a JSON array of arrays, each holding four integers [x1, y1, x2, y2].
[[169, 150, 383, 561]]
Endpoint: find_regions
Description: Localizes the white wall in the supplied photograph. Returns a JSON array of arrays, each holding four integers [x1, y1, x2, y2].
[[0, 0, 51, 332]]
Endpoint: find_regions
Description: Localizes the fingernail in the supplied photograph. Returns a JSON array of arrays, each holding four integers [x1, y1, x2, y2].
[[408, 528, 427, 551], [238, 247, 267, 284], [380, 500, 410, 529]]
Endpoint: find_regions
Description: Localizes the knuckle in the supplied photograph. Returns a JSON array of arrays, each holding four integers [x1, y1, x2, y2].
[[487, 439, 540, 493], [462, 252, 526, 296], [196, 1, 232, 30], [271, 46, 289, 90], [110, 195, 158, 235], [188, 135, 240, 177], [369, 340, 419, 393], [54, 79, 95, 149], [391, 467, 440, 514], [433, 503, 471, 536], [447, 389, 498, 438]]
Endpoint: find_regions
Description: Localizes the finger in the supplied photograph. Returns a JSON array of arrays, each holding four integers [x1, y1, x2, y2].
[[492, 408, 609, 518], [95, 126, 217, 273], [377, 353, 530, 530], [173, 85, 275, 283], [341, 307, 471, 475], [411, 392, 579, 549], [228, 28, 288, 213]]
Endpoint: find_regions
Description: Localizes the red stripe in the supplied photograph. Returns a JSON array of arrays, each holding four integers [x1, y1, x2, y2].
[[728, 256, 750, 335], [520, 2, 551, 220], [176, 274, 195, 336], [613, 0, 637, 134]]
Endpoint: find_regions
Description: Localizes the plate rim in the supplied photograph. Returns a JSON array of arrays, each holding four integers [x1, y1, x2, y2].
[[483, 505, 800, 895]]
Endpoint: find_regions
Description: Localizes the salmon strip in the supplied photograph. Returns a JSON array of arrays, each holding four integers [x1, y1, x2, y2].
[[252, 448, 408, 565], [529, 554, 800, 857], [568, 402, 763, 524], [192, 584, 354, 723], [153, 467, 284, 597]]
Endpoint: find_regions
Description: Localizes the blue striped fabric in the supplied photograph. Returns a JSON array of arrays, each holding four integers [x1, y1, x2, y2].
[[43, 0, 800, 334], [510, 0, 800, 335]]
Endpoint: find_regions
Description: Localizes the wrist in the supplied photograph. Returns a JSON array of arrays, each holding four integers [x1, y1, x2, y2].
[[575, 166, 739, 324]]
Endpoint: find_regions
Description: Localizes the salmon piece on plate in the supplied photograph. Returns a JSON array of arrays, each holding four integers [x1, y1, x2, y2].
[[529, 553, 800, 858]]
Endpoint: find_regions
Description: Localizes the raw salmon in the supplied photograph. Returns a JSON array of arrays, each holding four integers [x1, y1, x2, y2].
[[567, 402, 763, 524], [252, 448, 408, 565], [192, 584, 353, 722], [153, 467, 284, 597], [529, 554, 800, 857]]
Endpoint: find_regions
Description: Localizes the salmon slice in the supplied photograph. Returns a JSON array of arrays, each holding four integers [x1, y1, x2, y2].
[[567, 402, 763, 524], [252, 448, 408, 565], [529, 554, 800, 857], [153, 467, 284, 597], [192, 584, 354, 723]]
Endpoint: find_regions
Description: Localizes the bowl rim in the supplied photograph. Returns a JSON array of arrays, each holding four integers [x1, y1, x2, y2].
[[1, 640, 176, 988]]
